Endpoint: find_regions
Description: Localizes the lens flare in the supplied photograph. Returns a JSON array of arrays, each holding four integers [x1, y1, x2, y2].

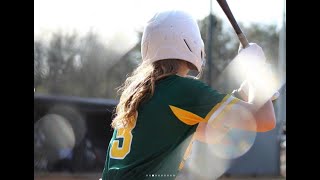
[[48, 105, 87, 146], [34, 114, 75, 168], [206, 128, 256, 160], [223, 56, 285, 106], [177, 141, 232, 180], [204, 107, 257, 160]]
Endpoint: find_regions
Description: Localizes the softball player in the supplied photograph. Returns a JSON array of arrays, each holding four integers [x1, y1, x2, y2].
[[101, 10, 276, 180]]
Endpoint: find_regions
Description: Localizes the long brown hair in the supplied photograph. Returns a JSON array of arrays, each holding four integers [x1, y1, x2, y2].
[[111, 59, 195, 129]]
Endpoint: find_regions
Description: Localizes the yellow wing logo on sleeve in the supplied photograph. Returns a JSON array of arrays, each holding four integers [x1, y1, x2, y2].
[[169, 94, 240, 126], [169, 105, 206, 125]]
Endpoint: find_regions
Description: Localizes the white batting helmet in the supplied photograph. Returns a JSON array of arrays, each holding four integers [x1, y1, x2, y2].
[[141, 10, 205, 72]]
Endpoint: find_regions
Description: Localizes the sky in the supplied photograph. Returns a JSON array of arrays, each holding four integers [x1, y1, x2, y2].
[[34, 0, 286, 52]]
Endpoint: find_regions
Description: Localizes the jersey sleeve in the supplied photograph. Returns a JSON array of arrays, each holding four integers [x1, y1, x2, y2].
[[168, 77, 240, 126]]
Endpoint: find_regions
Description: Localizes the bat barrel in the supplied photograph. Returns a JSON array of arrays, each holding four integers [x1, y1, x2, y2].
[[217, 0, 250, 48]]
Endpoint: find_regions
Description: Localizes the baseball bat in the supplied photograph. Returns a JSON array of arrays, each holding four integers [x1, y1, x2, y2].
[[216, 0, 249, 48]]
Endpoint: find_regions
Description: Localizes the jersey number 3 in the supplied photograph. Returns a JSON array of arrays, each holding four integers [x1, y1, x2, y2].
[[110, 122, 136, 159]]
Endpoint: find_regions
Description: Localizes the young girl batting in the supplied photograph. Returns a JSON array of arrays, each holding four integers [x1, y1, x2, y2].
[[101, 10, 276, 180]]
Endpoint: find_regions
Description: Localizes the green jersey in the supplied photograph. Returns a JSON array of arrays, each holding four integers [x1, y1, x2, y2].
[[102, 75, 238, 180]]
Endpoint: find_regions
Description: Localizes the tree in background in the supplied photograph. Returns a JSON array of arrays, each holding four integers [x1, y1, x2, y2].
[[75, 32, 121, 98], [243, 24, 279, 66], [198, 14, 238, 90], [45, 33, 80, 94], [34, 41, 47, 89], [34, 32, 126, 98]]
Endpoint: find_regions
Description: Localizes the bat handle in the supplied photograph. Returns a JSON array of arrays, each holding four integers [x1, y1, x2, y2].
[[238, 33, 250, 48]]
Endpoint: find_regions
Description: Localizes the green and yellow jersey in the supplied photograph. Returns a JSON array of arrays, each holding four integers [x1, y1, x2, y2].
[[102, 75, 239, 180]]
